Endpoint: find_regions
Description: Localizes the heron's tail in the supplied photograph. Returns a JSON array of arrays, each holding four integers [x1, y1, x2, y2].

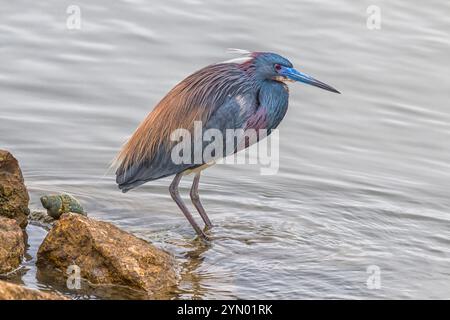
[[114, 144, 143, 192], [115, 145, 191, 192], [116, 169, 147, 193]]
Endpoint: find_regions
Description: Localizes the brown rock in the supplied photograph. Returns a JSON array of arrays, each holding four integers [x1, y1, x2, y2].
[[0, 150, 29, 228], [37, 213, 177, 295], [0, 280, 67, 300], [0, 217, 25, 274]]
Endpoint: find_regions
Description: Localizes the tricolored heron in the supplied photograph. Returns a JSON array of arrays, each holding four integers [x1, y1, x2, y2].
[[116, 50, 340, 239]]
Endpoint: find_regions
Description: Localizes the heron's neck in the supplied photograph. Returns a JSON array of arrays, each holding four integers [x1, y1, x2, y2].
[[258, 80, 289, 130]]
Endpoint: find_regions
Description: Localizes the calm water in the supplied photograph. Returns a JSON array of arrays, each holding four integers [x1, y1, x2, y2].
[[1, 0, 449, 299]]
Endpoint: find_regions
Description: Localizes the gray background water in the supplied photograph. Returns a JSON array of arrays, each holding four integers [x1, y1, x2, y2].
[[1, 0, 449, 299]]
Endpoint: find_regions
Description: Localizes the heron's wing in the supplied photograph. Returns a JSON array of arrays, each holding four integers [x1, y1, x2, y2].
[[116, 92, 257, 192], [116, 63, 251, 191]]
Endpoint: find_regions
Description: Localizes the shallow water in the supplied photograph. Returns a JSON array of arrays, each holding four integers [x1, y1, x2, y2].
[[1, 0, 450, 299]]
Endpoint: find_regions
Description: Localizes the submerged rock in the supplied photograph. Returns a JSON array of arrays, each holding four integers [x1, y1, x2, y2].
[[0, 280, 67, 300], [29, 210, 56, 228], [0, 217, 25, 274], [37, 213, 177, 295], [0, 150, 30, 228], [40, 193, 86, 219]]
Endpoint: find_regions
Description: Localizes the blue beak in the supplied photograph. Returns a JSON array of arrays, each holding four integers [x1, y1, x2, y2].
[[282, 67, 340, 94]]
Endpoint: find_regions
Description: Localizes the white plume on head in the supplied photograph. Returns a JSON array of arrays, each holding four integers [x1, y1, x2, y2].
[[226, 48, 251, 55], [220, 48, 253, 64]]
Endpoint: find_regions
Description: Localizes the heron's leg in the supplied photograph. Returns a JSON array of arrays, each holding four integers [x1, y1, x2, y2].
[[190, 172, 213, 228], [169, 173, 207, 239]]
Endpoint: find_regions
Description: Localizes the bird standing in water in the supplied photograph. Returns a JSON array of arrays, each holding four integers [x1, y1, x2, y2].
[[115, 50, 340, 239]]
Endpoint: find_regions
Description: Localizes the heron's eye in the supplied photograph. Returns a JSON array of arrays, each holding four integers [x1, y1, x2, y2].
[[274, 64, 282, 72]]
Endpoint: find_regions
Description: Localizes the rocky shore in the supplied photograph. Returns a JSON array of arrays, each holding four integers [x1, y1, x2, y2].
[[37, 213, 177, 294], [0, 217, 24, 274], [0, 149, 177, 300], [0, 280, 67, 300], [0, 150, 29, 228]]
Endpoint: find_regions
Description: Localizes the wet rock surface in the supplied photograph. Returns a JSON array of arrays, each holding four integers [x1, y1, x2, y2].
[[0, 279, 67, 300], [37, 213, 177, 295], [0, 217, 25, 274], [0, 150, 29, 228]]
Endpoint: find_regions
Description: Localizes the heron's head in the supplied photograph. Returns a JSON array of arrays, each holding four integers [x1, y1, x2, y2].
[[252, 52, 340, 94]]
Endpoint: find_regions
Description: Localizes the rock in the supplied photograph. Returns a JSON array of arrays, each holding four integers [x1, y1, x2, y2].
[[0, 150, 30, 228], [37, 213, 177, 295], [0, 280, 67, 300], [0, 217, 25, 274], [40, 193, 86, 219]]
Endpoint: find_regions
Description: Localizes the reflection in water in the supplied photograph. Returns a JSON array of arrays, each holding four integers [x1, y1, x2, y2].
[[173, 238, 213, 300]]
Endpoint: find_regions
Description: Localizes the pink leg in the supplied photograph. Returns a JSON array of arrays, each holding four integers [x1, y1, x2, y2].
[[190, 172, 213, 228], [169, 173, 209, 239]]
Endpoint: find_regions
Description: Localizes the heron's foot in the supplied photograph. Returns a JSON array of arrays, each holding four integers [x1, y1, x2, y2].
[[204, 223, 214, 230], [200, 233, 212, 241], [202, 220, 214, 230], [195, 228, 212, 241]]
